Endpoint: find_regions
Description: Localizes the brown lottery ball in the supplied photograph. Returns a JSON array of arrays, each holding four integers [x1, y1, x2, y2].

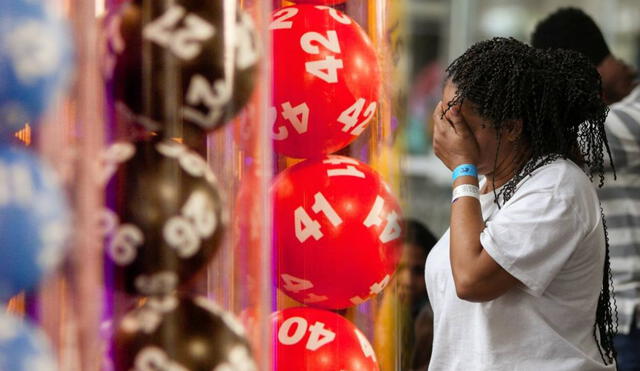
[[101, 138, 225, 295], [113, 295, 257, 371], [104, 0, 259, 134]]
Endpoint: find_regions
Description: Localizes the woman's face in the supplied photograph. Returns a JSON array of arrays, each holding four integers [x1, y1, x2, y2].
[[442, 80, 521, 177]]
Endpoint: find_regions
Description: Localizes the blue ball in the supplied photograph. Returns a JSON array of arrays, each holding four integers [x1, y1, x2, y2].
[[0, 312, 57, 371], [0, 0, 74, 141], [0, 147, 71, 302]]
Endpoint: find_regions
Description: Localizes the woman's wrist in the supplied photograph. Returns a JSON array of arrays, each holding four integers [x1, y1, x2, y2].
[[451, 163, 480, 202], [452, 163, 478, 184], [453, 176, 479, 188], [451, 183, 480, 203]]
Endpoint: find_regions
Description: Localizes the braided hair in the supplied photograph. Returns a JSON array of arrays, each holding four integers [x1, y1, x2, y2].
[[444, 37, 617, 364]]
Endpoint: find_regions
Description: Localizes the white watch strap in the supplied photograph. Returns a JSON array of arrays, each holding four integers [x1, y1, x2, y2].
[[452, 184, 480, 203]]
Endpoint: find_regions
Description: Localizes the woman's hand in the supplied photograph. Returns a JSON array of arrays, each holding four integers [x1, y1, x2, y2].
[[432, 101, 480, 170]]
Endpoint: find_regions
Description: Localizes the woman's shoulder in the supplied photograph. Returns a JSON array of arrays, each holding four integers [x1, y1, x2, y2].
[[505, 158, 601, 229], [516, 158, 595, 199]]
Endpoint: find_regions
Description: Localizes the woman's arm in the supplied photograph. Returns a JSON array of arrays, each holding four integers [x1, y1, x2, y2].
[[449, 176, 520, 302], [432, 102, 520, 302]]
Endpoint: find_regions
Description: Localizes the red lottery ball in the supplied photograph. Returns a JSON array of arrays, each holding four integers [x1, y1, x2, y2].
[[271, 5, 380, 158], [273, 307, 380, 371], [272, 156, 403, 309]]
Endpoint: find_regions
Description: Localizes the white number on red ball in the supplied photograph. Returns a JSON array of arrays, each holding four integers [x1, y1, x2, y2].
[[269, 8, 298, 30], [278, 317, 336, 351], [301, 30, 341, 54], [272, 101, 310, 141], [281, 273, 314, 293], [355, 329, 377, 361], [305, 55, 343, 84], [363, 196, 401, 243], [294, 192, 342, 243], [314, 6, 352, 25], [323, 157, 365, 178], [338, 98, 377, 135], [300, 28, 344, 84]]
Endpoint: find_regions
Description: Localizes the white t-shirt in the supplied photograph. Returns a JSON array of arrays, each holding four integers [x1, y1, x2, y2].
[[425, 159, 616, 371]]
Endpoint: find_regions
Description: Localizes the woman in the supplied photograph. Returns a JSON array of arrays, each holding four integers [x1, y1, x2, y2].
[[426, 37, 617, 370]]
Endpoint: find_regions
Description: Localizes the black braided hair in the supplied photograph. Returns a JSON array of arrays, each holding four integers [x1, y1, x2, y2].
[[444, 37, 617, 364]]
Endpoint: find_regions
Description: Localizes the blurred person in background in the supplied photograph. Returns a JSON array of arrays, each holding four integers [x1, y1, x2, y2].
[[398, 219, 437, 320], [375, 218, 437, 370], [532, 9, 640, 370], [400, 219, 437, 370]]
